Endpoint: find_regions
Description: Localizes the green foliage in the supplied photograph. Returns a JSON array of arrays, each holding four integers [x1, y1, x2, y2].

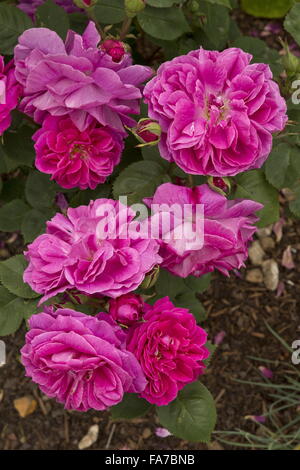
[[111, 394, 152, 419], [0, 3, 33, 54], [241, 0, 294, 19], [25, 171, 57, 209], [0, 255, 40, 299], [3, 126, 36, 167], [113, 160, 171, 205], [0, 199, 30, 232], [200, 1, 230, 49], [233, 170, 280, 227], [94, 0, 126, 24], [284, 3, 300, 47], [157, 382, 217, 442], [153, 269, 211, 322], [137, 6, 191, 41], [36, 0, 70, 39]]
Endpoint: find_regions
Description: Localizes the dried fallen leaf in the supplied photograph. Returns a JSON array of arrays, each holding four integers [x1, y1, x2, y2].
[[78, 424, 99, 450], [282, 245, 295, 270], [262, 259, 279, 291], [248, 241, 265, 266], [246, 268, 263, 284], [14, 396, 37, 418], [273, 218, 285, 243], [0, 390, 4, 403]]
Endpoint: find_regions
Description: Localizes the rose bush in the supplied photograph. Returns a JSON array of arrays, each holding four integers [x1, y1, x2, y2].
[[0, 0, 298, 444]]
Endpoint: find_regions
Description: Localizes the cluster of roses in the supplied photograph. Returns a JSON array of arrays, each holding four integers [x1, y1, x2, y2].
[[0, 18, 288, 411]]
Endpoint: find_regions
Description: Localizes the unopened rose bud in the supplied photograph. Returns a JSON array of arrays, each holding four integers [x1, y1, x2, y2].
[[208, 176, 231, 195], [73, 0, 97, 8], [282, 48, 300, 76], [101, 39, 126, 63], [125, 0, 145, 18], [133, 118, 161, 147], [140, 265, 160, 289], [188, 0, 200, 12], [109, 293, 144, 327]]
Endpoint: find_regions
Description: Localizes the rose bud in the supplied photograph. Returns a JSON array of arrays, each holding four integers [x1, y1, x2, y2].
[[101, 39, 126, 63], [125, 0, 145, 18], [109, 293, 144, 327], [208, 176, 231, 196], [133, 118, 161, 147]]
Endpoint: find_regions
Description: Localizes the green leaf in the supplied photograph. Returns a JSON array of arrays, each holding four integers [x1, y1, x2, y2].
[[200, 2, 230, 49], [232, 36, 281, 76], [184, 274, 211, 293], [157, 382, 217, 442], [113, 160, 170, 205], [289, 187, 300, 217], [265, 143, 291, 189], [0, 4, 33, 55], [203, 341, 217, 367], [284, 3, 300, 47], [111, 394, 152, 420], [137, 6, 190, 41], [94, 0, 125, 24], [175, 292, 206, 322], [155, 269, 186, 301], [234, 170, 280, 227], [36, 0, 70, 39], [205, 0, 232, 7], [242, 0, 294, 19], [0, 199, 30, 232], [25, 171, 57, 209], [3, 126, 35, 167], [0, 255, 40, 299], [69, 184, 112, 208], [0, 290, 39, 336], [146, 0, 175, 6], [21, 208, 53, 243], [1, 178, 26, 203]]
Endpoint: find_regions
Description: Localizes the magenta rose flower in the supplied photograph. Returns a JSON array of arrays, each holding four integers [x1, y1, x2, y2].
[[145, 182, 263, 278], [33, 116, 124, 189], [18, 0, 81, 20], [109, 293, 144, 326], [23, 233, 72, 299], [14, 21, 153, 133], [0, 58, 22, 135], [21, 307, 146, 411], [144, 47, 287, 176], [24, 199, 161, 302], [127, 297, 210, 406]]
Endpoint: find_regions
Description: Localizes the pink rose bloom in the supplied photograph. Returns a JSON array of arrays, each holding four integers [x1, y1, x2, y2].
[[21, 307, 146, 411], [0, 58, 22, 135], [109, 293, 144, 326], [14, 21, 153, 133], [127, 297, 210, 406], [144, 47, 287, 176], [33, 116, 124, 189], [145, 183, 263, 277], [24, 199, 161, 302]]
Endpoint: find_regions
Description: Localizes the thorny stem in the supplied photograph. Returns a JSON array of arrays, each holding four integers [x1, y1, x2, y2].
[[119, 16, 132, 41], [187, 174, 194, 188]]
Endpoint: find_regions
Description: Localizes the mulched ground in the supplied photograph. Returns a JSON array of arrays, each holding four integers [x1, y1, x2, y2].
[[1, 5, 300, 452]]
